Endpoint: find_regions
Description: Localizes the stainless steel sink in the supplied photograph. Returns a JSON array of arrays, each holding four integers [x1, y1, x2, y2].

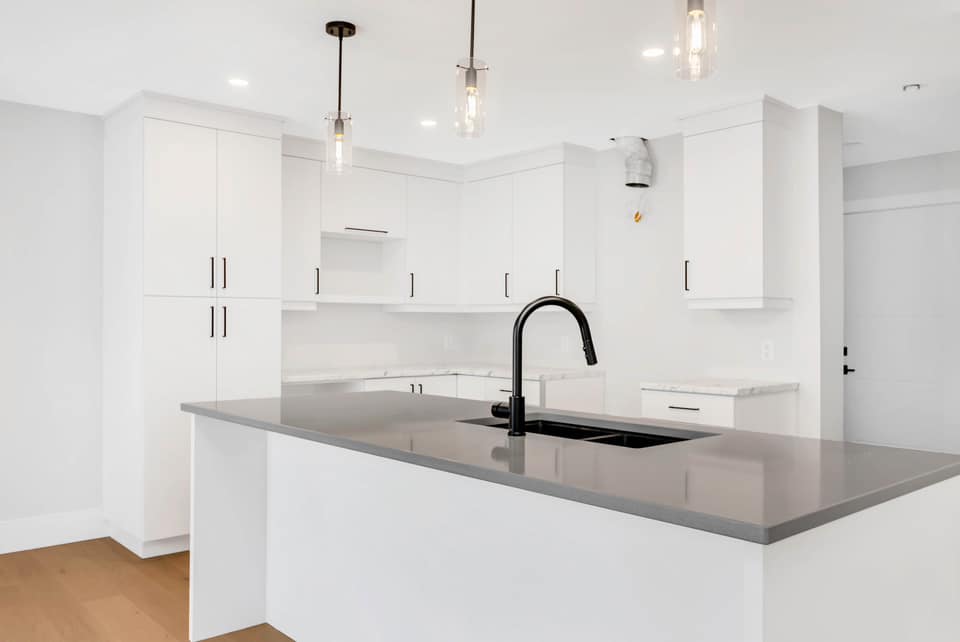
[[459, 415, 715, 449]]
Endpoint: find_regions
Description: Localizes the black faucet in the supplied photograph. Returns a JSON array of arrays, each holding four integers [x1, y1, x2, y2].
[[491, 296, 598, 436]]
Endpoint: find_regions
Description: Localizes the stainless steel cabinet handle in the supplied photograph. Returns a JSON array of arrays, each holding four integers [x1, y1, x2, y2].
[[504, 272, 510, 298], [210, 257, 215, 289], [410, 272, 415, 298], [668, 405, 700, 412], [210, 306, 215, 338], [418, 384, 423, 394], [222, 306, 227, 338], [555, 268, 560, 295], [315, 267, 320, 295], [222, 257, 227, 289]]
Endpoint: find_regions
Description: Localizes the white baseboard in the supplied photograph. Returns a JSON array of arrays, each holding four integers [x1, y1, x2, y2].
[[0, 508, 107, 555], [110, 526, 190, 558]]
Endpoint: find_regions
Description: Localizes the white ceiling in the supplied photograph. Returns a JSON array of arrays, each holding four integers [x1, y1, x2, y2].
[[1, 0, 958, 166]]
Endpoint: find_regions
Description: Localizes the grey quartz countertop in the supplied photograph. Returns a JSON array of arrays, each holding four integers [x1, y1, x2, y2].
[[182, 392, 960, 544]]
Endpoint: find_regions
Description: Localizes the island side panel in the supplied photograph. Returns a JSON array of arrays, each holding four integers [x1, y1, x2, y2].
[[265, 431, 765, 642], [189, 415, 268, 641], [762, 474, 960, 642]]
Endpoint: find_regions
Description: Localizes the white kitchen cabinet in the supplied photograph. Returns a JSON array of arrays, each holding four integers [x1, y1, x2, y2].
[[640, 384, 797, 434], [459, 175, 514, 303], [364, 375, 458, 397], [282, 155, 324, 301], [681, 98, 795, 309], [142, 296, 217, 541], [482, 376, 542, 407], [216, 298, 281, 401], [143, 118, 217, 297], [321, 166, 407, 239], [513, 165, 564, 300], [217, 131, 282, 299], [104, 94, 283, 557], [405, 177, 460, 303]]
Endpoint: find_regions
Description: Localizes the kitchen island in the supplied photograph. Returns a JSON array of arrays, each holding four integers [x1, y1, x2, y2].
[[183, 392, 960, 642]]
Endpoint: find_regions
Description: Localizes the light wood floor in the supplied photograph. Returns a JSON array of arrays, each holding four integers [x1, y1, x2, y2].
[[0, 537, 292, 642]]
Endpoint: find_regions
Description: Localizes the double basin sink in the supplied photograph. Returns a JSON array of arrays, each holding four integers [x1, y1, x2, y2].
[[459, 415, 715, 450]]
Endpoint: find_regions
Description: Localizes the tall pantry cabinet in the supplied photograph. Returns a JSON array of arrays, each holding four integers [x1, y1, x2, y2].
[[104, 94, 282, 557]]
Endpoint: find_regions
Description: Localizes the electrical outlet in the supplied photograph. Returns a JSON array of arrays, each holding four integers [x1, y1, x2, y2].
[[761, 340, 775, 362]]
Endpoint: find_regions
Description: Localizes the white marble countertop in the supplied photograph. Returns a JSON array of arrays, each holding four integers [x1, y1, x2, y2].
[[282, 364, 605, 385], [638, 379, 799, 397]]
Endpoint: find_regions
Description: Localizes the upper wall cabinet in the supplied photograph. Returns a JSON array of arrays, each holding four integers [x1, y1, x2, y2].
[[282, 155, 324, 301], [320, 166, 408, 239], [405, 177, 460, 304], [142, 118, 281, 299], [681, 98, 795, 310], [460, 175, 514, 304]]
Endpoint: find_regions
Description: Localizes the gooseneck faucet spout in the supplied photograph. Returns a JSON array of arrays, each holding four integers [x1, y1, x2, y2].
[[492, 296, 598, 436]]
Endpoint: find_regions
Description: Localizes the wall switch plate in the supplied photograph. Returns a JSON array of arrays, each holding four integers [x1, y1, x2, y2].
[[761, 340, 775, 362]]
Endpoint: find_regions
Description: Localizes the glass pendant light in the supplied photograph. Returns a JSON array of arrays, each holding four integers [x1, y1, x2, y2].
[[675, 0, 717, 81], [325, 21, 356, 173], [455, 0, 488, 138]]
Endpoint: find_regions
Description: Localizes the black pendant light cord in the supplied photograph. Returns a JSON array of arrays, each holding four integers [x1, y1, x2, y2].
[[469, 0, 476, 60], [337, 32, 344, 114]]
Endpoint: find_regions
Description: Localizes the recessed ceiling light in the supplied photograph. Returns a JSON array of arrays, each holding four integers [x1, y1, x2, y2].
[[420, 119, 438, 128], [228, 78, 249, 88], [642, 48, 665, 58]]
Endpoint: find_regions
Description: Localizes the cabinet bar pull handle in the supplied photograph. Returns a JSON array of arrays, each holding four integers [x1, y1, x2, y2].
[[504, 272, 510, 298], [210, 257, 215, 289], [418, 384, 423, 394], [555, 268, 560, 295], [668, 405, 700, 412], [683, 260, 690, 292], [222, 257, 227, 289], [410, 383, 415, 393], [410, 272, 415, 298], [344, 226, 388, 234], [210, 306, 215, 338], [222, 306, 227, 338], [315, 267, 320, 295], [499, 389, 512, 393]]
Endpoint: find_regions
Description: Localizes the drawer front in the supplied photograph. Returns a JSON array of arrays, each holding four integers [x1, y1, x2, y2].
[[483, 377, 541, 407], [641, 390, 735, 427]]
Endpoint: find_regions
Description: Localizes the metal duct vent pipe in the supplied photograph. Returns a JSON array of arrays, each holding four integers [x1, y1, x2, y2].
[[610, 136, 653, 188]]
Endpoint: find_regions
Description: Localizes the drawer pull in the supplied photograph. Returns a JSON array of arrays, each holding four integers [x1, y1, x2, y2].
[[344, 226, 388, 234], [668, 405, 700, 412], [498, 389, 511, 393]]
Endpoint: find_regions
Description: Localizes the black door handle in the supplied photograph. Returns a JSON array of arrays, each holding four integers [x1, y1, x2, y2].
[[504, 272, 510, 298], [410, 272, 415, 298], [209, 306, 215, 338], [222, 306, 227, 338], [683, 260, 690, 292], [418, 383, 423, 394], [555, 269, 560, 296], [410, 383, 415, 393], [222, 257, 227, 289], [315, 267, 320, 295], [843, 365, 856, 375], [210, 257, 215, 289]]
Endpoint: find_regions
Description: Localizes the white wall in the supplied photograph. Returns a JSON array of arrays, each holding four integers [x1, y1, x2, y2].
[[0, 100, 104, 548]]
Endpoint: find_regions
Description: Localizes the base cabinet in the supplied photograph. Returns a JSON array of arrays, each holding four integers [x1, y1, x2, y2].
[[640, 389, 797, 434], [363, 375, 458, 397]]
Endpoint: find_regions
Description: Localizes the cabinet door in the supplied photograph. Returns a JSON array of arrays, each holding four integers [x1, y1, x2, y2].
[[217, 131, 282, 299], [282, 156, 324, 301], [416, 375, 459, 397], [321, 167, 407, 238], [216, 298, 281, 401], [143, 296, 217, 540], [483, 377, 541, 406], [406, 177, 460, 303], [513, 165, 565, 301], [459, 175, 514, 303], [143, 119, 217, 297], [683, 123, 764, 300], [364, 377, 417, 393]]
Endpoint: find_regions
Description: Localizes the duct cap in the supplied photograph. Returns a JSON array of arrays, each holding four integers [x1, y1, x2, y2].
[[610, 136, 653, 188]]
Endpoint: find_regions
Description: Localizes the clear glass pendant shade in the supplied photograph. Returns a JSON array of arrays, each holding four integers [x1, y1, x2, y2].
[[454, 58, 488, 138], [325, 111, 352, 174], [675, 0, 717, 81]]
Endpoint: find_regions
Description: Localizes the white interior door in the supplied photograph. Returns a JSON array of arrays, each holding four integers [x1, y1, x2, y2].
[[513, 164, 564, 301], [844, 203, 960, 453], [282, 155, 324, 301], [143, 296, 217, 540], [143, 118, 217, 297], [406, 177, 460, 303], [216, 298, 281, 401], [217, 131, 281, 299], [460, 175, 514, 303]]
